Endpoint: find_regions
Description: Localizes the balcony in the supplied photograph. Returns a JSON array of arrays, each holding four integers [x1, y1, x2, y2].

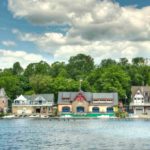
[[130, 102, 150, 106], [12, 102, 53, 106]]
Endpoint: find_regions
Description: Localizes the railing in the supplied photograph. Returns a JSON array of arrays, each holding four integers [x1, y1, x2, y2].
[[12, 102, 53, 106], [130, 102, 150, 106]]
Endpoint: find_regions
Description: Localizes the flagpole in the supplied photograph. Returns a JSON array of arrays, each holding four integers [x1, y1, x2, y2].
[[79, 79, 83, 91]]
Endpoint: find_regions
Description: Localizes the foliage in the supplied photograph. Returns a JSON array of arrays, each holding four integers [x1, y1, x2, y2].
[[12, 62, 24, 75], [0, 55, 150, 105], [115, 111, 128, 118], [0, 112, 4, 118], [67, 53, 94, 79]]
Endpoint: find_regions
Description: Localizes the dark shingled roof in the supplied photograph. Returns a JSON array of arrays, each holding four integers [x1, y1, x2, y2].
[[131, 86, 150, 97], [131, 86, 150, 103], [58, 91, 118, 105]]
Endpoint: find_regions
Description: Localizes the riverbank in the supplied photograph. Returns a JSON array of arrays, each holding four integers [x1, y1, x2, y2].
[[1, 114, 150, 120]]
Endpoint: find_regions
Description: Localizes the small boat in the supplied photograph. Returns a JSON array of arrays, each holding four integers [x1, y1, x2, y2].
[[61, 115, 72, 118], [2, 115, 16, 119], [29, 114, 40, 118], [97, 115, 110, 118], [40, 115, 49, 118]]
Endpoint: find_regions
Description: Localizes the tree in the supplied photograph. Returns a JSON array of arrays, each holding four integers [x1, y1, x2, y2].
[[24, 61, 51, 77], [29, 75, 54, 94], [12, 62, 24, 75], [67, 54, 94, 79], [100, 58, 117, 67], [0, 75, 23, 100], [119, 58, 128, 65], [132, 57, 145, 65], [93, 65, 131, 99], [50, 62, 68, 77]]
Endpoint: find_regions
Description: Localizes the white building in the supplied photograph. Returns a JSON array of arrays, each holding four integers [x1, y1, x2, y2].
[[130, 86, 150, 115], [12, 94, 54, 116]]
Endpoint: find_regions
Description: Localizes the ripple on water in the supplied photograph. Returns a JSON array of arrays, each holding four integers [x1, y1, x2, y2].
[[0, 119, 150, 150]]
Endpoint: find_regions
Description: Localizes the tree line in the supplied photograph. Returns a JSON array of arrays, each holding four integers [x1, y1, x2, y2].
[[0, 54, 150, 104]]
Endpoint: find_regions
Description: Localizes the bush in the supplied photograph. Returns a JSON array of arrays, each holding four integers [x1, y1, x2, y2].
[[115, 111, 128, 118], [0, 112, 4, 118]]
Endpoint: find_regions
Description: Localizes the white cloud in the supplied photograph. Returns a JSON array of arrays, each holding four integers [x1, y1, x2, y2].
[[0, 49, 51, 69], [8, 0, 150, 41], [53, 41, 150, 63], [8, 0, 150, 63], [1, 40, 16, 47]]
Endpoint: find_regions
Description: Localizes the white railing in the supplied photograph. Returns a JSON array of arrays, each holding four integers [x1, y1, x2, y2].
[[12, 102, 53, 106], [130, 102, 150, 106]]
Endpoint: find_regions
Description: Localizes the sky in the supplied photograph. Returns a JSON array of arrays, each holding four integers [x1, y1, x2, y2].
[[0, 0, 150, 69]]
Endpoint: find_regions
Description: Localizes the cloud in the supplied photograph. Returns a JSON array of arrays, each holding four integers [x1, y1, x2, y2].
[[1, 40, 16, 47], [8, 0, 150, 41], [8, 0, 150, 63], [53, 41, 150, 63], [0, 49, 50, 69]]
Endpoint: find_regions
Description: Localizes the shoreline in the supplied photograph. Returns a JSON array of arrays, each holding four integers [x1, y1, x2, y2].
[[1, 115, 150, 120]]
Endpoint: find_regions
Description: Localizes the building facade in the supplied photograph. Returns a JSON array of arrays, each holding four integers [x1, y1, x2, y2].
[[130, 86, 150, 115], [12, 94, 54, 116], [58, 91, 118, 116], [0, 88, 8, 113]]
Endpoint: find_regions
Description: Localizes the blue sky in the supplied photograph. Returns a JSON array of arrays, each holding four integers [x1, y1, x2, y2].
[[0, 0, 150, 68]]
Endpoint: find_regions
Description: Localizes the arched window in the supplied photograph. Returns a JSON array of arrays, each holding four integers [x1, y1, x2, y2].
[[107, 107, 114, 113], [92, 107, 99, 113], [77, 106, 84, 113], [62, 106, 70, 112]]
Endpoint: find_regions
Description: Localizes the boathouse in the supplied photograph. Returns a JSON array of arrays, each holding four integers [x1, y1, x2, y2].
[[12, 94, 54, 116], [57, 91, 118, 117]]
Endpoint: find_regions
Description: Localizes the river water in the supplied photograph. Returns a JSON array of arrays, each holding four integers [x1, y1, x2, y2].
[[0, 118, 150, 150]]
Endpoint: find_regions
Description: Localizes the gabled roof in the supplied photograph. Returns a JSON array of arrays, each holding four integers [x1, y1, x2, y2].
[[131, 86, 150, 98], [58, 91, 92, 104], [58, 91, 118, 105], [15, 95, 27, 101], [24, 94, 54, 103]]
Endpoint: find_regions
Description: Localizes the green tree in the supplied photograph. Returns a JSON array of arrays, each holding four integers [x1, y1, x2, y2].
[[132, 57, 145, 65], [29, 75, 54, 94], [12, 62, 24, 75], [67, 54, 94, 79], [50, 62, 68, 77], [24, 61, 51, 77], [100, 59, 117, 67], [119, 58, 128, 65], [93, 65, 131, 99], [0, 75, 23, 100]]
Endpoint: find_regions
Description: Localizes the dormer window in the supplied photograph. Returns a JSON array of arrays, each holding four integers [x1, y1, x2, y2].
[[39, 100, 42, 104]]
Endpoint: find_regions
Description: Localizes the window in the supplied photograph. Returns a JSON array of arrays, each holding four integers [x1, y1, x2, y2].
[[92, 107, 100, 113], [107, 107, 114, 113], [62, 106, 70, 112]]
